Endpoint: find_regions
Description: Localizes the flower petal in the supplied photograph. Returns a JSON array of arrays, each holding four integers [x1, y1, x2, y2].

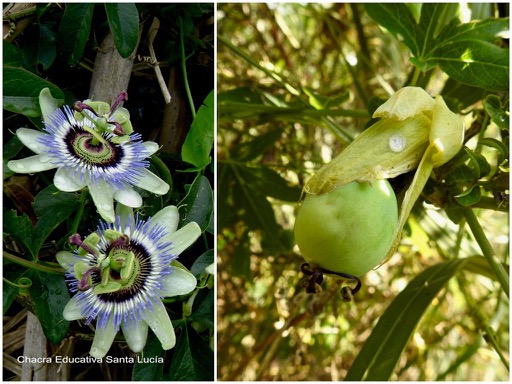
[[88, 179, 116, 222], [39, 87, 59, 125], [141, 301, 176, 350], [165, 222, 201, 256], [150, 206, 179, 234], [134, 168, 170, 195], [90, 315, 117, 358], [15, 128, 47, 154], [142, 141, 160, 156], [161, 262, 197, 297], [56, 251, 76, 270], [62, 297, 84, 321], [113, 188, 143, 208], [54, 167, 87, 192], [121, 321, 148, 353], [7, 155, 57, 173]]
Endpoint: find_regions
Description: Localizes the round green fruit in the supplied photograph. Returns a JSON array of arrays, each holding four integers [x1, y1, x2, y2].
[[294, 179, 398, 277]]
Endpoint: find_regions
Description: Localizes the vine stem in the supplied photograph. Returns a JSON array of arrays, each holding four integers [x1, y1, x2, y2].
[[463, 207, 509, 298], [3, 251, 64, 275], [179, 16, 196, 119]]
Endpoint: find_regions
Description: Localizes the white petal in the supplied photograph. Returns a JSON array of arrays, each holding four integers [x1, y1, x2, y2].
[[121, 321, 148, 353], [56, 251, 76, 270], [88, 180, 115, 222], [134, 168, 170, 195], [165, 222, 201, 256], [16, 128, 47, 154], [113, 188, 143, 207], [142, 141, 160, 156], [7, 156, 57, 173], [54, 167, 87, 192], [39, 87, 59, 125], [150, 206, 179, 234], [62, 297, 84, 321], [161, 263, 197, 297], [141, 301, 176, 350], [90, 315, 117, 358]]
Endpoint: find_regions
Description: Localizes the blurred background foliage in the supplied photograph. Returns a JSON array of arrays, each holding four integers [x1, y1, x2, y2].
[[217, 3, 509, 381]]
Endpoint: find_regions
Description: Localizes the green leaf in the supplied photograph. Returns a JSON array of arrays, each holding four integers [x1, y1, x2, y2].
[[479, 137, 508, 165], [168, 325, 214, 381], [3, 41, 24, 66], [3, 210, 35, 259], [455, 184, 482, 206], [303, 87, 350, 110], [189, 289, 214, 328], [24, 20, 57, 71], [182, 91, 214, 170], [2, 66, 64, 117], [32, 185, 80, 256], [365, 4, 509, 91], [3, 135, 24, 179], [364, 4, 419, 57], [104, 3, 139, 58], [218, 162, 292, 252], [234, 128, 284, 162], [58, 3, 94, 66], [190, 249, 214, 277], [3, 279, 19, 315], [178, 174, 213, 231], [132, 332, 165, 381], [345, 258, 468, 381], [30, 271, 70, 344], [483, 95, 509, 130]]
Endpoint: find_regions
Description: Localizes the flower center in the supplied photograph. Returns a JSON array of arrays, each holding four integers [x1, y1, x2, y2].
[[65, 127, 123, 167]]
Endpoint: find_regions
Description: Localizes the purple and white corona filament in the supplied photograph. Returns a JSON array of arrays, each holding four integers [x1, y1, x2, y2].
[[7, 88, 170, 222], [57, 205, 201, 358]]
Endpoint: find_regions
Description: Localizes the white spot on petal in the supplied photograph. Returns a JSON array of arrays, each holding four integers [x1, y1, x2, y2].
[[389, 135, 406, 152]]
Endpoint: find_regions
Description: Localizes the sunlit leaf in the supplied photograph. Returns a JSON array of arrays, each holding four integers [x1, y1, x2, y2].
[[484, 95, 509, 130], [365, 3, 509, 91], [345, 258, 469, 381]]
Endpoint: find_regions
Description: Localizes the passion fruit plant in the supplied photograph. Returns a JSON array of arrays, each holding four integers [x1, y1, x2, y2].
[[217, 3, 508, 381], [3, 3, 213, 381]]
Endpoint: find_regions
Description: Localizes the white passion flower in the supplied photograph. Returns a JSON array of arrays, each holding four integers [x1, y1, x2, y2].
[[7, 88, 170, 223], [56, 205, 202, 358]]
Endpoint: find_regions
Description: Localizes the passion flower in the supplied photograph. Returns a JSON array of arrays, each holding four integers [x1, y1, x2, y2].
[[7, 88, 169, 223], [56, 205, 201, 358], [294, 180, 398, 298]]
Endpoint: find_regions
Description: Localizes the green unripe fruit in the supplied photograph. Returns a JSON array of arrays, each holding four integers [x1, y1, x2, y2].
[[294, 180, 398, 277]]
